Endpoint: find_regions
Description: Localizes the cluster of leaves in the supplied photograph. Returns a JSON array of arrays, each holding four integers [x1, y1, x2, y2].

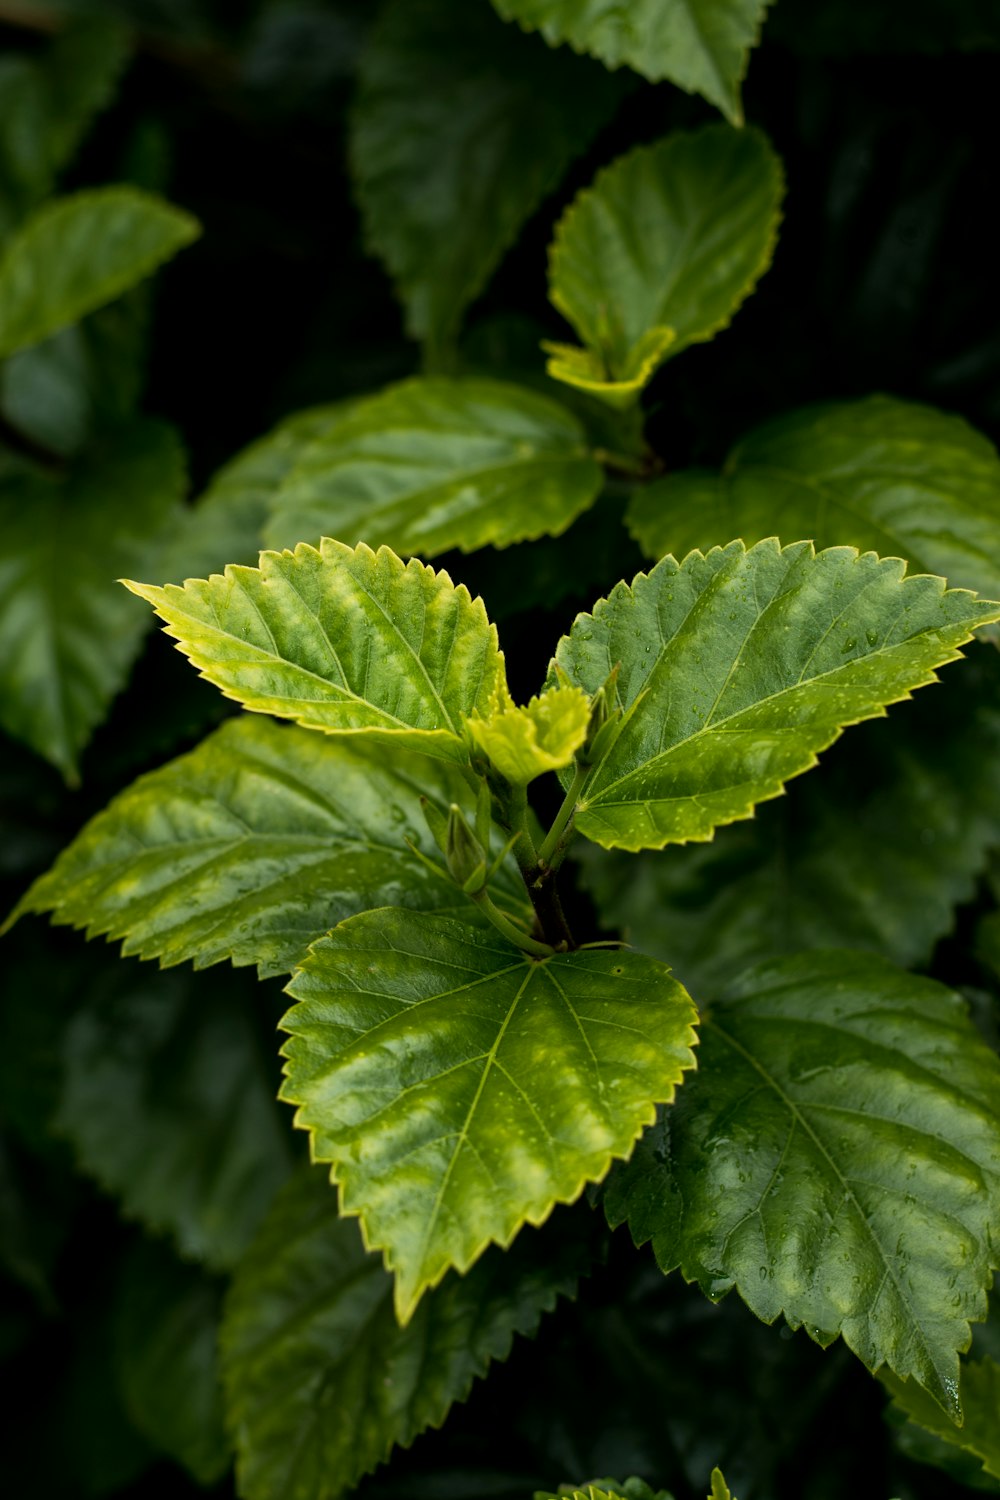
[[2, 3, 1000, 1500]]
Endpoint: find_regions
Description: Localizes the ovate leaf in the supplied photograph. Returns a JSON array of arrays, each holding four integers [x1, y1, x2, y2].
[[884, 1360, 1000, 1489], [9, 715, 526, 978], [553, 538, 1000, 851], [351, 0, 625, 357], [221, 1167, 595, 1500], [0, 186, 199, 359], [0, 419, 187, 779], [492, 0, 770, 122], [54, 961, 292, 1269], [126, 539, 507, 766], [627, 397, 1000, 606], [545, 126, 782, 405], [468, 684, 591, 786], [605, 952, 1000, 1413], [265, 378, 603, 558], [281, 908, 697, 1320], [114, 1239, 229, 1486], [578, 664, 1000, 994]]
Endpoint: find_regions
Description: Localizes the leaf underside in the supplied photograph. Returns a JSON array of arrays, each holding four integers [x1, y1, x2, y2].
[[491, 0, 770, 122], [8, 715, 527, 978], [221, 1167, 594, 1500], [281, 907, 698, 1320], [265, 377, 604, 560], [553, 537, 1000, 851], [604, 951, 1000, 1414], [627, 396, 1000, 607], [125, 538, 507, 765]]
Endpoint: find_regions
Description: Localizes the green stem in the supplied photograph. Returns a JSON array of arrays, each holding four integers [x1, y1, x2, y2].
[[592, 446, 648, 478], [471, 889, 554, 959], [536, 763, 589, 870]]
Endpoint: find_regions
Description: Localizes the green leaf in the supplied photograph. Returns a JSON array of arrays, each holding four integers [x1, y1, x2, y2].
[[351, 0, 626, 357], [468, 685, 591, 785], [126, 538, 508, 766], [264, 378, 604, 559], [553, 538, 1000, 851], [604, 952, 1000, 1414], [886, 1363, 1000, 1490], [114, 1239, 230, 1486], [545, 126, 783, 405], [54, 961, 293, 1269], [708, 1473, 735, 1500], [627, 397, 1000, 608], [221, 1167, 595, 1500], [578, 661, 1000, 994], [8, 715, 527, 978], [0, 419, 187, 779], [492, 0, 769, 121], [537, 1480, 677, 1500], [161, 402, 358, 583], [281, 907, 697, 1320], [0, 186, 199, 360]]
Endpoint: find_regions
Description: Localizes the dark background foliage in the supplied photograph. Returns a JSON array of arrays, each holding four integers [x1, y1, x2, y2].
[[2, 2, 998, 1497]]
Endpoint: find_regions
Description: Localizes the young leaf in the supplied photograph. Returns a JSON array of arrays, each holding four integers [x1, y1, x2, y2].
[[281, 908, 698, 1320], [8, 715, 526, 979], [468, 684, 591, 786], [54, 962, 293, 1269], [491, 0, 770, 122], [351, 0, 626, 358], [0, 186, 199, 360], [604, 952, 1000, 1414], [126, 539, 507, 766], [113, 1239, 229, 1486], [553, 538, 1000, 851], [537, 1481, 677, 1500], [578, 671, 1000, 994], [545, 126, 782, 405], [264, 378, 603, 559], [0, 418, 187, 779], [884, 1360, 1000, 1488], [221, 1167, 595, 1500], [627, 397, 1000, 606]]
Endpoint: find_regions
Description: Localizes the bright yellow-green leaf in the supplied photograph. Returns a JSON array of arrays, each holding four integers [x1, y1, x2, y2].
[[281, 908, 697, 1320], [468, 685, 591, 785], [125, 539, 508, 767]]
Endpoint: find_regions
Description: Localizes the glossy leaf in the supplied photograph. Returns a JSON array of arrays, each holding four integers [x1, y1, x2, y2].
[[545, 126, 782, 405], [9, 715, 526, 979], [605, 952, 1000, 1413], [491, 0, 769, 121], [553, 538, 1000, 851], [468, 685, 591, 785], [265, 378, 603, 559], [884, 1360, 1000, 1488], [351, 0, 625, 356], [114, 1239, 229, 1486], [578, 665, 1000, 994], [627, 397, 1000, 607], [127, 539, 507, 766], [0, 186, 199, 360], [0, 419, 186, 779], [221, 1167, 594, 1500], [281, 907, 697, 1319], [54, 962, 292, 1269]]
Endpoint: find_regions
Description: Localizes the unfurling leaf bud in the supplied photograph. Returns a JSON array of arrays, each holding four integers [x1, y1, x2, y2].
[[445, 803, 488, 893], [577, 665, 622, 767]]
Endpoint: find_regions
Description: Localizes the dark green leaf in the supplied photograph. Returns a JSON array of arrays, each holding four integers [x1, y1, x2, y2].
[[281, 907, 697, 1319], [492, 0, 770, 123], [9, 715, 527, 978], [884, 1360, 1000, 1488], [553, 538, 1000, 851], [114, 1238, 230, 1486], [127, 539, 508, 766], [351, 0, 625, 356], [627, 397, 1000, 607], [0, 186, 199, 360], [0, 419, 187, 778], [546, 126, 782, 404], [221, 1167, 595, 1500], [605, 952, 1000, 1414], [54, 962, 293, 1269], [266, 378, 603, 558]]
